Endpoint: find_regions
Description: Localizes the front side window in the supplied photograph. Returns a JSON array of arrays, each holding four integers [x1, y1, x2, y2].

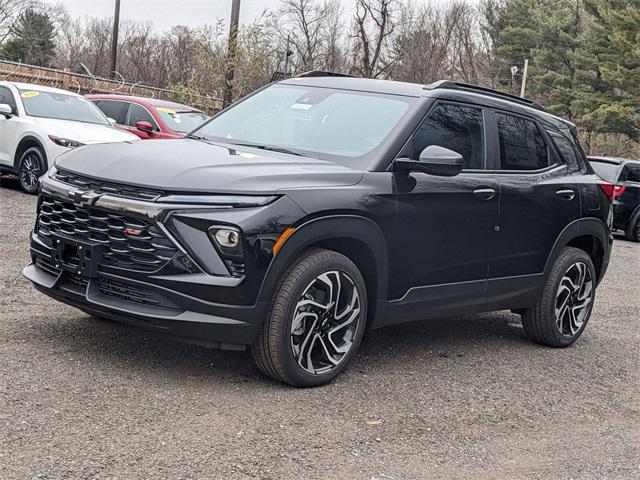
[[410, 102, 485, 169], [192, 84, 415, 168], [497, 113, 548, 170], [0, 86, 17, 113], [19, 89, 109, 125], [127, 104, 157, 129]]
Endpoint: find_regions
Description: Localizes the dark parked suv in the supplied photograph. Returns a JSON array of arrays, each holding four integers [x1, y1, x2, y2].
[[24, 74, 614, 386], [588, 156, 640, 241]]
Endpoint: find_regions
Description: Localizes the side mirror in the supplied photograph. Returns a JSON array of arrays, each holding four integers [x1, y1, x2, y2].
[[107, 117, 117, 126], [136, 120, 155, 133], [394, 145, 464, 177], [0, 103, 13, 118]]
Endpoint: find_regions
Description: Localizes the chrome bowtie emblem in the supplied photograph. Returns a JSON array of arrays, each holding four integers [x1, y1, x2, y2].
[[67, 190, 101, 207]]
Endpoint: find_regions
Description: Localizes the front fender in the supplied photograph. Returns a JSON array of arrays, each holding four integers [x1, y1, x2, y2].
[[256, 214, 389, 316]]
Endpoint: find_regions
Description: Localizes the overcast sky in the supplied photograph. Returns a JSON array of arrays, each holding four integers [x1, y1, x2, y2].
[[44, 0, 359, 31]]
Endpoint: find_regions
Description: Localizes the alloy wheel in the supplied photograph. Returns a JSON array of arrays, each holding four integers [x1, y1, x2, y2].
[[20, 153, 42, 191], [554, 262, 593, 337], [290, 270, 361, 375]]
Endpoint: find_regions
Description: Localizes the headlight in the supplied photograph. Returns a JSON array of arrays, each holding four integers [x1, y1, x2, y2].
[[49, 136, 84, 148], [157, 194, 278, 207]]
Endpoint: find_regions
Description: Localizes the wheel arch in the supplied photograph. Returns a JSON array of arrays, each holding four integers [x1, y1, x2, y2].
[[14, 135, 48, 170], [256, 215, 389, 328], [544, 218, 611, 284]]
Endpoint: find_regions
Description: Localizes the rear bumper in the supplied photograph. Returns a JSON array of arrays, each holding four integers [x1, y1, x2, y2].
[[23, 260, 268, 349]]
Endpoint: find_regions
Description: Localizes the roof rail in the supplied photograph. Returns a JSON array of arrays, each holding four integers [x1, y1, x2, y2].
[[424, 80, 545, 111], [295, 70, 356, 79]]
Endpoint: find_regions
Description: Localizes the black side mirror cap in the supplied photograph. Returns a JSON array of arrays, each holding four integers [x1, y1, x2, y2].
[[394, 145, 464, 177]]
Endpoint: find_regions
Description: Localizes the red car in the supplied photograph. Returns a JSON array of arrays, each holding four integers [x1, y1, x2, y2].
[[86, 94, 209, 139]]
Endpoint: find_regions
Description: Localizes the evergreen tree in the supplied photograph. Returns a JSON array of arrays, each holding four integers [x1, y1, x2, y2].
[[0, 8, 56, 66]]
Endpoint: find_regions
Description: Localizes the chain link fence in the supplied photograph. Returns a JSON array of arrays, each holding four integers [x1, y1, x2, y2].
[[0, 60, 223, 114]]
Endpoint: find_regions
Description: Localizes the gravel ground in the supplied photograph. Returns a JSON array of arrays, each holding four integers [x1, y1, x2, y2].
[[1, 176, 639, 480]]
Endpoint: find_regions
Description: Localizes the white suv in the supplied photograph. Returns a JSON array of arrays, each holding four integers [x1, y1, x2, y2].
[[0, 81, 138, 193]]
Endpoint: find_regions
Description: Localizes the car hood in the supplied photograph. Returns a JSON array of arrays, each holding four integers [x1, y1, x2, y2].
[[54, 139, 365, 194], [34, 117, 139, 143]]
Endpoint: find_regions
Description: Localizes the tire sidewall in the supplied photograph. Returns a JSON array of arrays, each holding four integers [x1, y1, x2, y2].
[[544, 249, 596, 346], [275, 252, 368, 387], [18, 146, 46, 194]]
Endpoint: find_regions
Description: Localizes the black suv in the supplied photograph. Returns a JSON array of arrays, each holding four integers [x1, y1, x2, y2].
[[24, 75, 613, 386], [588, 156, 640, 241]]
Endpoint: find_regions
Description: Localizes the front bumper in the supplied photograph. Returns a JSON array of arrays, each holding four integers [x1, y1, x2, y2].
[[23, 172, 305, 348]]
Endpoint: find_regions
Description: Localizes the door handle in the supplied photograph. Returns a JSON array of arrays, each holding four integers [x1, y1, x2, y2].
[[556, 189, 576, 201], [473, 188, 496, 201]]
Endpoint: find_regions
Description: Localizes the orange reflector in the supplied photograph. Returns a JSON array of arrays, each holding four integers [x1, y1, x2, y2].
[[272, 227, 296, 255]]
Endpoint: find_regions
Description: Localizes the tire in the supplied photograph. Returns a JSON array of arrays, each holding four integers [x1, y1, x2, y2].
[[625, 215, 640, 242], [252, 248, 368, 387], [18, 146, 46, 194], [521, 247, 596, 347]]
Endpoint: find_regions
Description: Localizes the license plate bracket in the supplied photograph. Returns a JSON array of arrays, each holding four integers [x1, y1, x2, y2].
[[50, 233, 104, 278]]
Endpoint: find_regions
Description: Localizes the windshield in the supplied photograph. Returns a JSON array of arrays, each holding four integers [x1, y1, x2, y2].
[[20, 89, 109, 125], [156, 107, 209, 133], [192, 84, 415, 167]]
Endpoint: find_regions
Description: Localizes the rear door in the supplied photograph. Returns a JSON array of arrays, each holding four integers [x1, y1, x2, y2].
[[486, 111, 580, 303]]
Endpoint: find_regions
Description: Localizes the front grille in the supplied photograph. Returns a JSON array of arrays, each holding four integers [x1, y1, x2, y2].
[[54, 169, 164, 201], [37, 195, 178, 272]]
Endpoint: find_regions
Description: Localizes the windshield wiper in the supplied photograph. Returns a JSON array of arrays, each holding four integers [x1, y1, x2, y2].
[[226, 142, 305, 157], [186, 133, 206, 140]]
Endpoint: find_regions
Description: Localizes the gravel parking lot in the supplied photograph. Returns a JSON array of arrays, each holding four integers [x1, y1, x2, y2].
[[1, 177, 639, 480]]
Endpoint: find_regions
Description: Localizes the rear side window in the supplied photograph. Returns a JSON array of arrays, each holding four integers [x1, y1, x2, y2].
[[95, 100, 128, 124], [590, 161, 621, 182], [411, 103, 485, 169], [496, 113, 548, 170], [625, 165, 640, 183]]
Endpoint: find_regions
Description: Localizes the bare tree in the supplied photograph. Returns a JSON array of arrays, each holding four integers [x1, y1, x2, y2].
[[351, 0, 396, 78]]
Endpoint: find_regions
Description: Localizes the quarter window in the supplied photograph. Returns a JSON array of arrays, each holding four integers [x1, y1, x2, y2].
[[410, 103, 485, 169], [496, 113, 548, 170]]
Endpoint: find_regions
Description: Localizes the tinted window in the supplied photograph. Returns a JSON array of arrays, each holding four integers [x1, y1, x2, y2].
[[550, 132, 579, 168], [411, 103, 485, 169], [626, 165, 640, 182], [20, 89, 109, 125], [94, 100, 129, 124], [127, 103, 157, 129], [497, 113, 548, 170], [590, 161, 621, 182], [193, 84, 414, 168], [0, 86, 17, 113]]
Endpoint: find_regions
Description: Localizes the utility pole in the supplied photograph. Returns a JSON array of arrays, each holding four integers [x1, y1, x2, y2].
[[110, 0, 121, 79], [520, 58, 529, 98], [223, 0, 241, 108]]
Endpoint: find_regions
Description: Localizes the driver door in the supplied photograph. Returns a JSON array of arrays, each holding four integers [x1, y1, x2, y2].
[[0, 85, 18, 166], [390, 101, 499, 319]]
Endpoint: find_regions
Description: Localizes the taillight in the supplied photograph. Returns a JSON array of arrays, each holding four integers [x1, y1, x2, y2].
[[598, 181, 625, 203]]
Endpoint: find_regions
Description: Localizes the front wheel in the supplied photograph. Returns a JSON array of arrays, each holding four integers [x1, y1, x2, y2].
[[521, 247, 596, 347], [18, 146, 46, 194], [252, 249, 367, 387]]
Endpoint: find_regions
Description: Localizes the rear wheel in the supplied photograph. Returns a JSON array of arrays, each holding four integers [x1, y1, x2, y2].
[[625, 215, 640, 242], [521, 247, 596, 347], [18, 146, 46, 194], [252, 249, 367, 387]]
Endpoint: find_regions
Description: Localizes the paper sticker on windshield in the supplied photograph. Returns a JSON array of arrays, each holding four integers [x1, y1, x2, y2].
[[290, 103, 312, 110], [157, 107, 177, 115], [21, 91, 40, 98]]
